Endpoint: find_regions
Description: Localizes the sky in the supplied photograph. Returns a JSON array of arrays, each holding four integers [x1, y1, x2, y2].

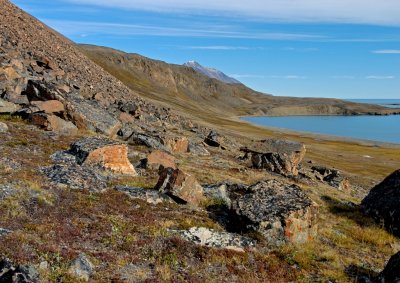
[[11, 0, 400, 99]]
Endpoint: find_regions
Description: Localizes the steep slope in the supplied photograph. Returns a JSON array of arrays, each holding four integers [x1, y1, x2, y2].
[[183, 61, 241, 84], [79, 44, 400, 119]]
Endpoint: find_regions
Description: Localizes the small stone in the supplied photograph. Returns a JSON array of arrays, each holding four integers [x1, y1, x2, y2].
[[0, 122, 8, 133], [174, 227, 256, 250], [68, 254, 93, 282], [0, 228, 11, 237], [115, 186, 173, 204]]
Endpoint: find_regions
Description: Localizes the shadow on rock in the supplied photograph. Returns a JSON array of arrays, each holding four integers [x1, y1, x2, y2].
[[345, 264, 378, 283]]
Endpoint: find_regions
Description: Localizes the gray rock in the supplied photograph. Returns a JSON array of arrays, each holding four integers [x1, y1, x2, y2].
[[68, 254, 93, 282], [377, 251, 400, 283], [0, 122, 8, 133], [50, 151, 76, 164], [203, 182, 233, 207], [0, 183, 17, 200], [65, 96, 121, 137], [0, 228, 11, 237], [0, 98, 20, 114], [0, 258, 40, 283], [115, 186, 173, 205], [188, 142, 210, 156], [174, 227, 256, 251], [361, 169, 400, 237], [128, 132, 167, 151], [119, 102, 139, 116], [229, 180, 318, 245], [40, 164, 109, 191], [23, 80, 65, 102], [204, 131, 222, 147]]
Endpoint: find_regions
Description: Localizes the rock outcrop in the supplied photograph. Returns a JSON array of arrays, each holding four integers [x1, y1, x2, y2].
[[30, 113, 78, 135], [204, 131, 224, 148], [69, 137, 137, 176], [155, 167, 204, 205], [0, 258, 40, 283], [241, 139, 306, 176], [301, 166, 351, 192], [361, 169, 400, 236], [229, 180, 318, 245]]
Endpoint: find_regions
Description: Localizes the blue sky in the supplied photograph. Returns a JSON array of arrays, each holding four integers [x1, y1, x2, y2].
[[11, 0, 400, 99]]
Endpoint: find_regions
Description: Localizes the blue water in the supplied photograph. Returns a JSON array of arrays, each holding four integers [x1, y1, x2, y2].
[[243, 114, 400, 144], [346, 99, 400, 109]]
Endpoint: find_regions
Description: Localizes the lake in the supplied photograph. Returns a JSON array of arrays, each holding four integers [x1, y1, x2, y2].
[[243, 100, 400, 144]]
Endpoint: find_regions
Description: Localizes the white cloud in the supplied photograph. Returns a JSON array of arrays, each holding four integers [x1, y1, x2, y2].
[[372, 49, 400, 54], [65, 0, 400, 26], [366, 75, 395, 79], [43, 19, 323, 40]]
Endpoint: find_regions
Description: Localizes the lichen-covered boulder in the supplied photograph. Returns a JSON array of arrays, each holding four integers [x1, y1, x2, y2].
[[242, 138, 306, 176], [229, 180, 318, 245], [155, 167, 204, 205], [361, 169, 400, 237], [69, 137, 137, 176]]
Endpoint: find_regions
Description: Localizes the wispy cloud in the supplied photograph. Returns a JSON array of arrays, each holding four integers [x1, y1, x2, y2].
[[230, 74, 307, 79], [366, 75, 395, 79], [43, 19, 324, 40], [372, 49, 400, 54], [65, 0, 400, 26], [282, 47, 318, 52]]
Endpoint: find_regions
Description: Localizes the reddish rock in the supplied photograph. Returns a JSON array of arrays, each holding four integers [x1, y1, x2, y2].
[[146, 150, 177, 170], [0, 66, 19, 80], [155, 167, 204, 205], [171, 137, 189, 153], [31, 100, 64, 114], [69, 137, 137, 176], [31, 113, 78, 135], [119, 112, 135, 124]]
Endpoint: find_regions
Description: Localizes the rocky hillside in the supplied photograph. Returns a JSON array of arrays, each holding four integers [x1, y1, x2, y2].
[[1, 0, 400, 282], [183, 61, 241, 84], [79, 44, 400, 118]]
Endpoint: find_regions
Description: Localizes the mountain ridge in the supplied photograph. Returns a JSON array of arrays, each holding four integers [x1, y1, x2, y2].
[[183, 60, 241, 84]]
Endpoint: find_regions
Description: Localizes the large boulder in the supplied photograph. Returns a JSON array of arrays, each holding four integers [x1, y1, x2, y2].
[[377, 251, 400, 283], [155, 167, 204, 205], [30, 113, 78, 135], [229, 180, 318, 245], [204, 130, 223, 147], [241, 138, 306, 176], [65, 97, 121, 138], [69, 137, 137, 176], [361, 169, 400, 236]]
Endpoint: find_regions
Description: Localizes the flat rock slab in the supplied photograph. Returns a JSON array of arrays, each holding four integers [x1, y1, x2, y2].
[[115, 186, 173, 205], [155, 167, 204, 206], [65, 97, 121, 137], [229, 180, 318, 245], [40, 164, 109, 191], [174, 227, 256, 252], [31, 113, 78, 135], [31, 100, 64, 113], [361, 169, 400, 237], [69, 137, 137, 176], [0, 98, 20, 113]]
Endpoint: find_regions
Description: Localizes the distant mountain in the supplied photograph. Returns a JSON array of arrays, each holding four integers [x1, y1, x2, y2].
[[183, 61, 241, 84]]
